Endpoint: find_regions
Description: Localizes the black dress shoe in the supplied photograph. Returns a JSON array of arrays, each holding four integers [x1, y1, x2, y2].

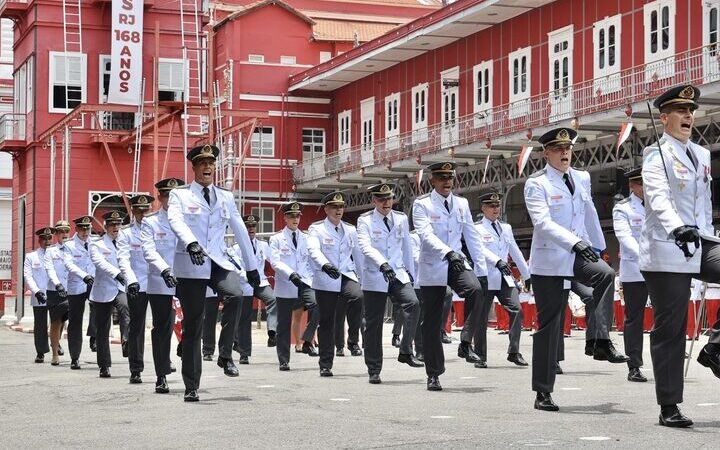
[[302, 342, 319, 357], [593, 340, 630, 363], [474, 360, 487, 369], [99, 367, 111, 378], [267, 335, 277, 347], [458, 342, 482, 363], [58, 346, 64, 356], [295, 346, 303, 353], [217, 357, 239, 377], [70, 359, 81, 370], [697, 346, 720, 379], [51, 360, 60, 366], [89, 338, 97, 353], [534, 392, 559, 411], [369, 373, 381, 384], [349, 343, 363, 356], [170, 362, 176, 373], [279, 362, 290, 371], [122, 341, 128, 358], [415, 352, 424, 362], [627, 367, 648, 382], [507, 353, 529, 366], [238, 355, 249, 365], [391, 334, 401, 348], [398, 353, 424, 367], [35, 354, 44, 363], [584, 339, 595, 356], [155, 376, 169, 394], [659, 405, 693, 428], [441, 332, 452, 344], [336, 347, 345, 357], [320, 368, 333, 377], [555, 363, 563, 375], [427, 376, 442, 391], [184, 389, 199, 402], [203, 354, 213, 361], [129, 372, 142, 384]]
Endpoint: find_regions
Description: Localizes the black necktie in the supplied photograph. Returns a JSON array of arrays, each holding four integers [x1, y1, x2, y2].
[[491, 222, 501, 236], [335, 226, 339, 233], [562, 173, 575, 195], [292, 231, 297, 248], [443, 199, 450, 213], [112, 239, 117, 249], [686, 148, 697, 169], [641, 200, 645, 207], [202, 187, 211, 205], [84, 242, 88, 251], [251, 240, 256, 254], [383, 216, 391, 232]]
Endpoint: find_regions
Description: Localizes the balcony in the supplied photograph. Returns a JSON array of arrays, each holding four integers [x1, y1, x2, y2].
[[0, 113, 26, 153], [0, 0, 29, 19], [293, 43, 720, 186]]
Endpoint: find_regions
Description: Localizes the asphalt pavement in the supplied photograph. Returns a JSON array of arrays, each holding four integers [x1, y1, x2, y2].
[[1, 325, 718, 449]]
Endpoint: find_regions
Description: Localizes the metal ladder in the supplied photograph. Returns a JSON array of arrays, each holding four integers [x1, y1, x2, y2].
[[180, 0, 203, 135], [62, 0, 83, 110], [212, 80, 225, 181], [131, 79, 146, 193]]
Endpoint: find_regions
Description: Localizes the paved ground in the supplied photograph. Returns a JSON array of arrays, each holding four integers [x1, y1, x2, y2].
[[1, 324, 719, 449]]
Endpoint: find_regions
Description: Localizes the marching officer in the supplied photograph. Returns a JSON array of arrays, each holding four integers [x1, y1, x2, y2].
[[524, 127, 626, 412], [473, 190, 531, 368], [357, 183, 422, 384], [640, 85, 720, 427], [140, 177, 184, 394], [24, 227, 53, 363], [612, 168, 649, 383], [89, 211, 131, 378], [412, 162, 488, 391], [269, 201, 320, 371], [118, 194, 155, 384], [167, 144, 260, 402], [233, 213, 278, 362], [63, 215, 95, 370], [44, 220, 71, 365], [307, 191, 364, 377]]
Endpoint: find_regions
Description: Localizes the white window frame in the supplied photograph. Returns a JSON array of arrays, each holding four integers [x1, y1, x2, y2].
[[411, 82, 428, 143], [338, 109, 351, 151], [508, 47, 531, 104], [250, 207, 274, 234], [548, 25, 574, 120], [472, 60, 492, 127], [703, 0, 720, 82], [644, 0, 675, 63], [158, 57, 185, 101], [319, 51, 332, 63], [248, 54, 265, 63], [384, 92, 400, 145], [251, 126, 275, 157], [593, 15, 622, 93], [302, 128, 325, 159], [280, 55, 296, 65], [48, 51, 87, 113]]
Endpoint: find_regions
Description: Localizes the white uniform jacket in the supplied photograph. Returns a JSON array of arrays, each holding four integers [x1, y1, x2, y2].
[[524, 164, 606, 277], [612, 193, 645, 283], [640, 133, 714, 273], [141, 209, 176, 296], [475, 217, 530, 290], [63, 234, 95, 296], [117, 222, 149, 292], [410, 232, 421, 289], [307, 218, 363, 292], [227, 243, 254, 297], [43, 243, 69, 291], [90, 234, 125, 303], [251, 238, 272, 288], [24, 249, 48, 307], [167, 181, 257, 279], [412, 190, 489, 286], [356, 209, 414, 293], [269, 227, 313, 299]]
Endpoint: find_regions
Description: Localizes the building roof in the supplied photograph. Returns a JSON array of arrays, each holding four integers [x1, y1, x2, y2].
[[213, 0, 315, 30], [312, 19, 399, 42]]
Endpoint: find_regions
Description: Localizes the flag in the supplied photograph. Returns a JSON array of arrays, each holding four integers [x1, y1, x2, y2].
[[616, 122, 634, 157], [517, 145, 533, 174], [481, 154, 491, 183]]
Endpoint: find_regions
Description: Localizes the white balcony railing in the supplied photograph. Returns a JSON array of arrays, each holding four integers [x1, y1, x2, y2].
[[0, 113, 26, 142], [294, 43, 720, 184]]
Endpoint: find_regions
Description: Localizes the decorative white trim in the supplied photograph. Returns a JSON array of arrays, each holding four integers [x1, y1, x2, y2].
[[239, 94, 331, 104], [267, 111, 330, 119]]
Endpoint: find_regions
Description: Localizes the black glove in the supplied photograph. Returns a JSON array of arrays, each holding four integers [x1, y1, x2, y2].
[[524, 278, 532, 292], [289, 272, 303, 287], [672, 226, 701, 245], [572, 241, 599, 263], [126, 282, 140, 299], [55, 284, 67, 298], [161, 269, 177, 288], [246, 269, 261, 287], [187, 242, 205, 266], [83, 275, 94, 287], [495, 260, 512, 276], [379, 263, 396, 283], [445, 251, 466, 274], [115, 273, 127, 286], [35, 292, 47, 305], [322, 264, 341, 280]]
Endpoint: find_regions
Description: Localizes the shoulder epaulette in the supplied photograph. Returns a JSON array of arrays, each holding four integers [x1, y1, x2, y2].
[[216, 185, 230, 191], [360, 211, 373, 217], [393, 210, 406, 216], [301, 230, 309, 235], [145, 211, 159, 217], [617, 197, 630, 204], [416, 193, 430, 200], [529, 169, 546, 178], [121, 224, 132, 229], [175, 184, 190, 189], [311, 220, 323, 226], [342, 220, 354, 227]]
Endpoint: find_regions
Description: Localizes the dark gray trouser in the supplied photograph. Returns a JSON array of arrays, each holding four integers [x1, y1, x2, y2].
[[86, 301, 96, 339], [474, 280, 523, 359], [202, 296, 221, 357], [622, 281, 648, 370], [67, 293, 88, 360], [276, 284, 319, 365], [363, 281, 419, 375], [334, 280, 364, 348], [114, 292, 130, 343], [147, 294, 174, 377], [459, 276, 488, 344], [571, 281, 613, 342], [33, 306, 49, 355], [175, 262, 246, 391], [234, 295, 255, 357], [422, 268, 483, 378], [256, 285, 278, 334], [128, 292, 148, 373], [571, 257, 616, 342], [93, 292, 129, 369], [398, 288, 449, 346], [316, 277, 363, 370]]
